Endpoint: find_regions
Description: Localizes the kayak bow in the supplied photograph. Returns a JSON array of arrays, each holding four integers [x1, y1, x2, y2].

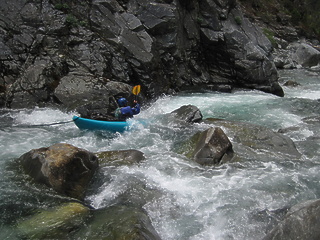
[[72, 116, 130, 132]]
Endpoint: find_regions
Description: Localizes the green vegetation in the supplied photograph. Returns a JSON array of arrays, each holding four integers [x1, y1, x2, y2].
[[197, 16, 204, 25], [54, 3, 70, 11], [282, 0, 320, 37], [238, 0, 320, 39], [66, 14, 78, 27], [263, 28, 277, 46], [52, 0, 90, 28], [66, 14, 87, 27], [234, 16, 242, 25]]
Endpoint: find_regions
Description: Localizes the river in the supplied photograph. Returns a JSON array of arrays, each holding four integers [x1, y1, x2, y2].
[[0, 69, 320, 239]]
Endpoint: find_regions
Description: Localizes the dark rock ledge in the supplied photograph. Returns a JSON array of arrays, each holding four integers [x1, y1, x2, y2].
[[1, 0, 284, 111]]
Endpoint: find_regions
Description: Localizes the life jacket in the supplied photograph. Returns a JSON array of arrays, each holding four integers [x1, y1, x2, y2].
[[115, 104, 140, 121]]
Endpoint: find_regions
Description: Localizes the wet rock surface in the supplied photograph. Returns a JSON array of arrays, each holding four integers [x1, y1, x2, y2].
[[0, 0, 284, 110], [18, 143, 99, 200]]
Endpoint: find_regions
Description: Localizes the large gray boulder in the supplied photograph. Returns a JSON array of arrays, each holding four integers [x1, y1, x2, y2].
[[157, 105, 203, 131], [169, 105, 203, 124], [181, 127, 234, 165], [274, 41, 320, 69], [0, 0, 283, 109], [263, 199, 320, 240], [18, 143, 99, 200], [293, 42, 320, 67]]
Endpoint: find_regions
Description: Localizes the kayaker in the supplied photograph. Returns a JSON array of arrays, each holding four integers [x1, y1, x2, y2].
[[115, 98, 140, 121]]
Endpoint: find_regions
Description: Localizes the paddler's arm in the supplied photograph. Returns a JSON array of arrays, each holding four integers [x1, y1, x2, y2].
[[132, 100, 140, 115]]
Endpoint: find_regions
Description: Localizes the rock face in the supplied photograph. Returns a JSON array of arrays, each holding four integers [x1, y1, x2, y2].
[[263, 199, 320, 240], [18, 143, 99, 200], [0, 0, 283, 109]]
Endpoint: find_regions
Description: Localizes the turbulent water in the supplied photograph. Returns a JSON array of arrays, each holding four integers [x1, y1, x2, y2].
[[1, 69, 320, 240]]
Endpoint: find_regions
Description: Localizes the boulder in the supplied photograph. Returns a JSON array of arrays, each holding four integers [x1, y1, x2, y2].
[[182, 127, 234, 165], [169, 104, 203, 123], [96, 149, 145, 167], [273, 49, 298, 69], [204, 118, 301, 161], [16, 202, 90, 240], [283, 80, 301, 87], [18, 143, 99, 200], [292, 43, 320, 68], [157, 105, 203, 130], [263, 199, 320, 240], [274, 42, 320, 70]]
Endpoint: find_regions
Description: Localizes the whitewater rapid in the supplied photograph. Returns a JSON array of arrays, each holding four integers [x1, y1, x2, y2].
[[1, 69, 320, 239]]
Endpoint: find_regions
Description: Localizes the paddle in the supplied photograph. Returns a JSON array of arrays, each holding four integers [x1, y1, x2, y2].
[[132, 85, 141, 103], [132, 85, 141, 96]]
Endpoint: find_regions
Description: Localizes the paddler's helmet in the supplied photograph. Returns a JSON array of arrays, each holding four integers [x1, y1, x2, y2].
[[117, 98, 128, 107]]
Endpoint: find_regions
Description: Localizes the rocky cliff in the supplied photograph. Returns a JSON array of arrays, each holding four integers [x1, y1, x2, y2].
[[1, 0, 285, 110]]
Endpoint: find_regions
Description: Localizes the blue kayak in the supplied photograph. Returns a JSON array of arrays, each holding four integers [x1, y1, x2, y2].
[[72, 116, 130, 132]]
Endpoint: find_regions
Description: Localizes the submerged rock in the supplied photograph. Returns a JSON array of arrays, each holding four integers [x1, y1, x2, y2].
[[283, 80, 301, 87], [74, 205, 161, 240], [18, 143, 99, 200], [16, 202, 90, 239], [263, 199, 320, 240], [96, 149, 145, 167]]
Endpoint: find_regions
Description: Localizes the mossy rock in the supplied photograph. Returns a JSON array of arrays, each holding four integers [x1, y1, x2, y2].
[[16, 202, 90, 239], [75, 205, 161, 240]]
